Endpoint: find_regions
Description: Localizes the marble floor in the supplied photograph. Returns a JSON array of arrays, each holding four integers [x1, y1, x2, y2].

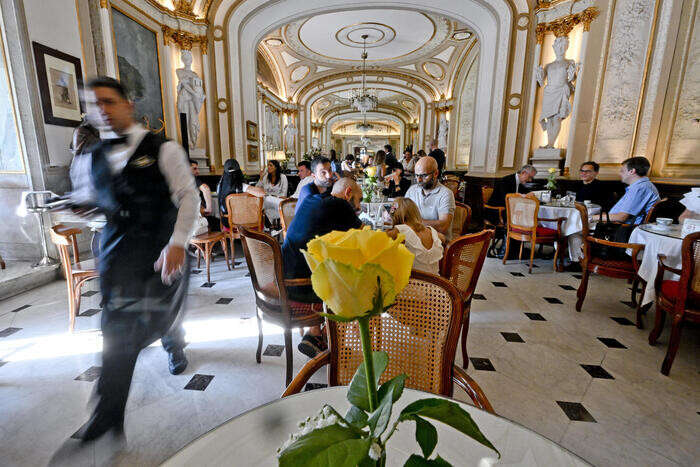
[[0, 246, 698, 466]]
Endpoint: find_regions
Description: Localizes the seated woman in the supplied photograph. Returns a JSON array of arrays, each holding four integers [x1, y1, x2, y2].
[[373, 150, 387, 179], [341, 154, 355, 174], [217, 158, 265, 230], [382, 164, 411, 198], [257, 160, 288, 223], [387, 197, 444, 275]]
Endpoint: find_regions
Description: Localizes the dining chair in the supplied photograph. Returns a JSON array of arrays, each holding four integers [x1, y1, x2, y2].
[[190, 231, 230, 283], [482, 186, 505, 229], [648, 232, 700, 375], [278, 198, 297, 239], [504, 194, 565, 273], [238, 226, 324, 387], [50, 225, 99, 332], [451, 202, 472, 239], [282, 270, 495, 413], [644, 198, 684, 224], [443, 178, 460, 199], [440, 230, 494, 369], [223, 193, 264, 265]]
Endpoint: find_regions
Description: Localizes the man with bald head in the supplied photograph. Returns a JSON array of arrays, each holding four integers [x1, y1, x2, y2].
[[282, 177, 363, 357], [405, 156, 455, 239]]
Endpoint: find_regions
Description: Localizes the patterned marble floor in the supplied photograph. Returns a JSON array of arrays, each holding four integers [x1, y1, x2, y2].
[[0, 247, 698, 466]]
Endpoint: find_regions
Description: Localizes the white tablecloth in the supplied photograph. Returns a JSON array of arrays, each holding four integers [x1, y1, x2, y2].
[[163, 387, 588, 466], [628, 226, 683, 306], [538, 204, 600, 261]]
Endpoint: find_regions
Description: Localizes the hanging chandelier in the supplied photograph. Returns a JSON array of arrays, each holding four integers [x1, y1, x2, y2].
[[350, 34, 378, 114], [355, 120, 374, 132]]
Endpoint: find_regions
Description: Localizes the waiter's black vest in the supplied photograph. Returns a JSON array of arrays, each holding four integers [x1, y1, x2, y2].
[[91, 132, 178, 279]]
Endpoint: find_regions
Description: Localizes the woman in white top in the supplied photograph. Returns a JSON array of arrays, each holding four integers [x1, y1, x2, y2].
[[387, 197, 445, 275], [257, 160, 288, 222]]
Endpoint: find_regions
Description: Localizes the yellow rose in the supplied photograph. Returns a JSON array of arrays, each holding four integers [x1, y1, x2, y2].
[[548, 167, 557, 174], [302, 228, 414, 319], [365, 166, 377, 178]]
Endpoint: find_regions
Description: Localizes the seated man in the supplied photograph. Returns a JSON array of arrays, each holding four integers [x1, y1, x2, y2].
[[405, 156, 455, 239], [488, 164, 537, 208], [291, 160, 313, 198], [282, 177, 363, 357], [608, 156, 659, 225], [295, 156, 335, 211], [575, 161, 612, 210]]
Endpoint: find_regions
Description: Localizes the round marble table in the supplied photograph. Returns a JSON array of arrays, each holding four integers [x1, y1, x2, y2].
[[162, 387, 589, 466], [628, 224, 684, 306]]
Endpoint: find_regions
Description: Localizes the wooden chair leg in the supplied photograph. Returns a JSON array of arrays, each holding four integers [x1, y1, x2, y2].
[[528, 238, 536, 274], [461, 307, 471, 369], [518, 241, 524, 261], [648, 306, 666, 345], [256, 309, 264, 364], [284, 329, 294, 387], [575, 268, 590, 312], [221, 239, 231, 270], [68, 278, 76, 332], [631, 278, 640, 307], [661, 317, 683, 376], [502, 236, 511, 265], [0, 254, 5, 269], [229, 237, 236, 266], [205, 242, 213, 284], [635, 285, 649, 329], [196, 248, 201, 269], [553, 240, 560, 272]]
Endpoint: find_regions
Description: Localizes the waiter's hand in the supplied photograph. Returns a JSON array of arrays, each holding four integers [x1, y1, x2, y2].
[[154, 244, 186, 285]]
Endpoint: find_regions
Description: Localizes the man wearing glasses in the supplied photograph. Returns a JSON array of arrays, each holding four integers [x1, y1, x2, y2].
[[404, 156, 455, 239], [575, 161, 611, 210]]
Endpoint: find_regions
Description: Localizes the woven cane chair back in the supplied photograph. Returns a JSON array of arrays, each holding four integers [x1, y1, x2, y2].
[[452, 202, 472, 239], [506, 194, 538, 230], [328, 271, 462, 396], [441, 230, 493, 301], [239, 227, 285, 305], [225, 193, 264, 232], [278, 198, 297, 235], [443, 179, 460, 197]]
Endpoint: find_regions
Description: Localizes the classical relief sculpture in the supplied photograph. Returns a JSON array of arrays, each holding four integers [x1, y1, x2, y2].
[[437, 115, 449, 149], [176, 50, 205, 149], [536, 36, 579, 148], [284, 122, 297, 153]]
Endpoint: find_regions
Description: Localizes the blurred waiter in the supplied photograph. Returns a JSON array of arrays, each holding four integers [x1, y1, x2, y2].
[[76, 77, 199, 441]]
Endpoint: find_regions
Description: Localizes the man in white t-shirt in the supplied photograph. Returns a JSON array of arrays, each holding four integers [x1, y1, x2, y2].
[[405, 156, 455, 239]]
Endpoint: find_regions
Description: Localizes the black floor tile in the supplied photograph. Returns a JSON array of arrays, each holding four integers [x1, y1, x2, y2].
[[201, 282, 216, 288], [510, 272, 524, 277], [75, 366, 101, 382], [469, 358, 496, 371], [0, 327, 22, 337], [472, 294, 486, 300], [531, 264, 539, 268], [611, 317, 634, 326], [304, 383, 328, 391], [263, 344, 285, 357], [556, 401, 596, 422], [492, 282, 507, 288], [216, 298, 233, 305], [580, 364, 614, 379], [10, 304, 30, 313], [501, 332, 525, 343], [245, 272, 251, 277], [184, 374, 214, 391], [559, 285, 576, 291], [191, 269, 202, 275], [620, 300, 635, 309], [597, 337, 627, 349], [525, 313, 546, 321], [0, 360, 6, 368], [79, 308, 101, 317], [81, 290, 99, 297], [572, 274, 582, 280], [544, 297, 563, 304]]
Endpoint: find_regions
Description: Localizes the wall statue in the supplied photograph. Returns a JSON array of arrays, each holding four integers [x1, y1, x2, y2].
[[284, 122, 297, 153], [176, 50, 205, 149], [536, 36, 579, 148], [437, 115, 449, 149]]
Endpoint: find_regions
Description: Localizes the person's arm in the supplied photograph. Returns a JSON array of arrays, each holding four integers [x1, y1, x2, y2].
[[424, 189, 455, 235], [200, 183, 213, 215], [608, 211, 632, 223], [280, 174, 288, 197], [243, 183, 265, 197], [424, 214, 453, 235]]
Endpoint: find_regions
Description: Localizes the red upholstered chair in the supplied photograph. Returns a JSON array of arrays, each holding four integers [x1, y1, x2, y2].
[[504, 194, 565, 273], [648, 232, 700, 375], [238, 226, 324, 386]]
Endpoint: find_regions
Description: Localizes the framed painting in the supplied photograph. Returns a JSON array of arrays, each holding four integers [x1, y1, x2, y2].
[[246, 120, 258, 141], [111, 7, 166, 135], [32, 42, 84, 127], [247, 144, 259, 163]]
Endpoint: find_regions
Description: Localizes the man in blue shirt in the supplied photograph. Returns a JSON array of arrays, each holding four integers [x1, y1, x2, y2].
[[295, 156, 335, 211], [609, 157, 659, 224]]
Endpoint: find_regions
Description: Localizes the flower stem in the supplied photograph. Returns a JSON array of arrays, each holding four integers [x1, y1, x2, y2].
[[358, 317, 379, 412]]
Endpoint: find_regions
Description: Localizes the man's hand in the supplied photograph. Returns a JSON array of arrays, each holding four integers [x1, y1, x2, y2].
[[154, 244, 186, 285]]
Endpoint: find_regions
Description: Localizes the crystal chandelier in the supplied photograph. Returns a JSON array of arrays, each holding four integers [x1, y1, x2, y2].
[[355, 121, 374, 132], [350, 34, 378, 114]]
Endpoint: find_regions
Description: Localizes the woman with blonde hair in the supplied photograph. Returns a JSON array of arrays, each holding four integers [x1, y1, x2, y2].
[[387, 197, 444, 275]]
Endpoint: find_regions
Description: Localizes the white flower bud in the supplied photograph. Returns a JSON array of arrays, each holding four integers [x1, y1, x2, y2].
[[368, 442, 382, 461]]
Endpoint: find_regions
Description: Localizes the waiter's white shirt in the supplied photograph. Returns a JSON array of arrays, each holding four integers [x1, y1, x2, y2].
[[103, 124, 199, 248]]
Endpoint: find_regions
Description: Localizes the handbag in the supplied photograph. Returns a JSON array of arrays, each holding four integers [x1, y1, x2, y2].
[[591, 212, 635, 260]]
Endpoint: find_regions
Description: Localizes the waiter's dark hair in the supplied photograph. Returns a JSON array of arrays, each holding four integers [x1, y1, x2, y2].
[[621, 156, 650, 176], [580, 161, 599, 172], [298, 160, 311, 170], [189, 158, 198, 165], [311, 156, 330, 173], [87, 76, 129, 100], [384, 144, 392, 154]]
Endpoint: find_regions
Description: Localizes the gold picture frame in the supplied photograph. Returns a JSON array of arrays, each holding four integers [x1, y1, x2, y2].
[[247, 144, 259, 162], [246, 120, 258, 141]]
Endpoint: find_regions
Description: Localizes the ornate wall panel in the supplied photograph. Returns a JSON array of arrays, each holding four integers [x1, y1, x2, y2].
[[454, 58, 478, 168]]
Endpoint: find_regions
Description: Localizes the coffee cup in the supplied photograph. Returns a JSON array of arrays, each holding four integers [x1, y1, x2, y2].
[[656, 217, 672, 227], [583, 200, 592, 206]]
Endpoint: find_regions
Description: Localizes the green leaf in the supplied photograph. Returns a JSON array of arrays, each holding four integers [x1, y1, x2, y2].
[[367, 376, 402, 437], [345, 405, 369, 430], [347, 351, 388, 412], [377, 374, 406, 404], [404, 454, 452, 467], [399, 398, 500, 458], [414, 416, 438, 458], [278, 424, 371, 467], [318, 312, 357, 323]]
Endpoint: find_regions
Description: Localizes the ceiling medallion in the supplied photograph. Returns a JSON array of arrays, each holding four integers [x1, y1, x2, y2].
[[335, 22, 396, 49], [422, 61, 445, 80], [350, 35, 378, 114], [452, 31, 472, 41]]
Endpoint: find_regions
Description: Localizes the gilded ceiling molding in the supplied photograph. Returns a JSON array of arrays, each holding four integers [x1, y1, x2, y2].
[[535, 7, 599, 44], [143, 0, 208, 23], [319, 104, 412, 124], [534, 0, 570, 11], [162, 25, 208, 51]]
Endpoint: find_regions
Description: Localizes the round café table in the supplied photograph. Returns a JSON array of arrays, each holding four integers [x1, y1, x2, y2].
[[162, 387, 588, 466], [538, 203, 601, 262], [628, 224, 684, 306]]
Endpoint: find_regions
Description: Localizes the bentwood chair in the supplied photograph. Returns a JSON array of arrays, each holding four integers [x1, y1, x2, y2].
[[282, 270, 495, 413], [441, 230, 494, 369], [482, 187, 504, 228], [278, 198, 297, 239], [238, 226, 324, 386], [648, 232, 700, 375], [190, 231, 230, 283], [504, 194, 565, 273], [452, 202, 472, 239], [223, 193, 264, 265], [50, 225, 99, 332], [443, 177, 461, 200]]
